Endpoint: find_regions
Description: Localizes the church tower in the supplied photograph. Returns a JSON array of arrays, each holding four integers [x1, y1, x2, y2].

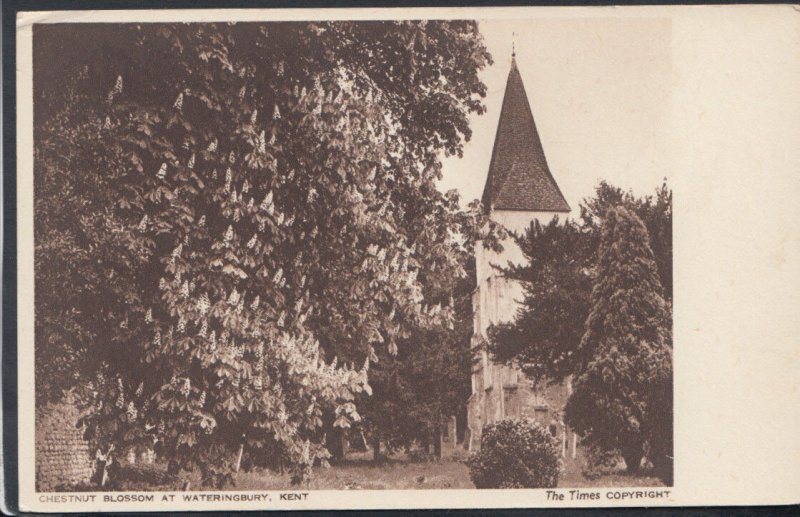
[[467, 53, 574, 453]]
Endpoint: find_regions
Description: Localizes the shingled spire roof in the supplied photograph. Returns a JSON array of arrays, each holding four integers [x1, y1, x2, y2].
[[482, 56, 570, 212]]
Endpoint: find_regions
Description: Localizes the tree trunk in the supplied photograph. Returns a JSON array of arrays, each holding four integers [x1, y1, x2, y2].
[[327, 427, 346, 462], [456, 407, 467, 444], [622, 443, 643, 473], [234, 441, 244, 473], [433, 428, 442, 460], [100, 463, 109, 487], [571, 431, 577, 459], [372, 433, 381, 463], [94, 445, 115, 487]]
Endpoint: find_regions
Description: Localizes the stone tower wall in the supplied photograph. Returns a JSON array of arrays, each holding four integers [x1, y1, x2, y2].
[[35, 396, 94, 491], [467, 210, 577, 454]]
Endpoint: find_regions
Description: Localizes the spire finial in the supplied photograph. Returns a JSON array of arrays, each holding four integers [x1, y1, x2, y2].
[[512, 32, 516, 58]]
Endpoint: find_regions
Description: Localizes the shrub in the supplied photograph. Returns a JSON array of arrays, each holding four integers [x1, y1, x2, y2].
[[467, 419, 560, 488]]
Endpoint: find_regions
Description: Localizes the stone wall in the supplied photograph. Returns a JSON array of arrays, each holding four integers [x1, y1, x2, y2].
[[468, 210, 579, 458], [36, 395, 94, 491], [467, 368, 578, 460]]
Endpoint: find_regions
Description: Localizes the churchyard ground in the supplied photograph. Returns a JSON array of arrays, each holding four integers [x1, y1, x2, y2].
[[80, 446, 665, 491]]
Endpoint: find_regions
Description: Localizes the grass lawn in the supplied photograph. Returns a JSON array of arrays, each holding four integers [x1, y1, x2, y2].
[[236, 451, 474, 490], [109, 446, 666, 491], [558, 449, 665, 488]]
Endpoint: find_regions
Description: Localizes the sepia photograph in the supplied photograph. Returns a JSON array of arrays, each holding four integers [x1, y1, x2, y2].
[[30, 15, 673, 494], [14, 4, 800, 512]]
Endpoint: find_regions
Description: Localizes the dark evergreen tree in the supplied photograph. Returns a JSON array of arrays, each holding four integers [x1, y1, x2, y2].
[[564, 206, 672, 476], [488, 217, 592, 384], [581, 181, 672, 302], [489, 181, 671, 385]]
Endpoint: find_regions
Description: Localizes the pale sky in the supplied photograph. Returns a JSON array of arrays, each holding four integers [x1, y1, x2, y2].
[[439, 17, 673, 214]]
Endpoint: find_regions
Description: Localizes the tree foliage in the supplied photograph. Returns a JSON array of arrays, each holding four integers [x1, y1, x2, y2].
[[564, 206, 672, 476], [361, 256, 476, 457], [34, 21, 497, 485], [581, 181, 672, 302], [488, 218, 593, 383], [488, 181, 671, 384]]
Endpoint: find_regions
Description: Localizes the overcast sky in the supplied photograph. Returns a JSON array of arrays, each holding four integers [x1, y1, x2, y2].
[[438, 17, 673, 214]]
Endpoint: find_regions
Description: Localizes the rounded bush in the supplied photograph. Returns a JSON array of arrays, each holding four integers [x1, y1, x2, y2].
[[468, 419, 561, 488]]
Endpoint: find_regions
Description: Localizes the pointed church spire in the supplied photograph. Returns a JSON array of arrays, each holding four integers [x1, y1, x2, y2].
[[481, 55, 570, 212]]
